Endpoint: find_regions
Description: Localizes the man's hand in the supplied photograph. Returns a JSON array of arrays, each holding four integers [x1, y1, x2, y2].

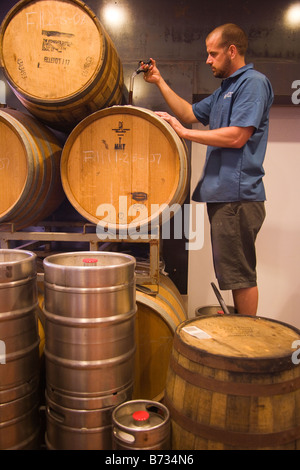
[[142, 58, 162, 85], [155, 111, 186, 138], [156, 111, 255, 148]]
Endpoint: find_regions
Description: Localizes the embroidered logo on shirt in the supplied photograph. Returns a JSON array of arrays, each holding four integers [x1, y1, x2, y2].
[[224, 92, 233, 99]]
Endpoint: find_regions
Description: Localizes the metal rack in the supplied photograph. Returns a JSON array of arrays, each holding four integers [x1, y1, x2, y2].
[[0, 221, 160, 287]]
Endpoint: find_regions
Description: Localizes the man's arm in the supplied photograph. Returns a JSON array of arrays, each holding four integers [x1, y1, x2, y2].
[[155, 112, 255, 149], [143, 58, 254, 148], [143, 58, 198, 124]]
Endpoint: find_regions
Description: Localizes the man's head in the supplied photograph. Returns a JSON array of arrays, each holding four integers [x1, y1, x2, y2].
[[206, 23, 248, 79]]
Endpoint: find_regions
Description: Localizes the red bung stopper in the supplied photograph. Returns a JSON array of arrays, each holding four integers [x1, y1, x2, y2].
[[132, 410, 150, 422], [82, 258, 98, 265]]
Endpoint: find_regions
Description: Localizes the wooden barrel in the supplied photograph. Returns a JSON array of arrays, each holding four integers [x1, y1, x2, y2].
[[165, 315, 300, 450], [133, 275, 187, 401], [0, 0, 124, 131], [0, 108, 64, 230], [60, 106, 190, 232]]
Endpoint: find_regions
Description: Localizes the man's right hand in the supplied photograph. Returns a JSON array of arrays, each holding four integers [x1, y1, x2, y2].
[[142, 58, 161, 84], [142, 58, 196, 124]]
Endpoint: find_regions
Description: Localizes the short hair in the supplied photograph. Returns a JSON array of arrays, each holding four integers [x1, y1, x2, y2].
[[207, 23, 248, 57]]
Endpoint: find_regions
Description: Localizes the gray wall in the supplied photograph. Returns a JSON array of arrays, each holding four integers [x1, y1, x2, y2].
[[1, 0, 299, 293], [1, 0, 299, 107]]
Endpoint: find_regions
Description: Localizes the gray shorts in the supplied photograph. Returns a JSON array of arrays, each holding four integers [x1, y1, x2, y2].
[[207, 202, 266, 291]]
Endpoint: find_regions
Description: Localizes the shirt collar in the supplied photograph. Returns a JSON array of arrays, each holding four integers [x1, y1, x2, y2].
[[222, 63, 254, 85]]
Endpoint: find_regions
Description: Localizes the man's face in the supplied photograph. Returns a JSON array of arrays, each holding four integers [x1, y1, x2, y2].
[[206, 32, 232, 79]]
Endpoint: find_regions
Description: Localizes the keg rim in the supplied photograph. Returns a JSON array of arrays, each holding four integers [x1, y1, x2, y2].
[[43, 251, 136, 269], [112, 399, 170, 432], [0, 249, 36, 263]]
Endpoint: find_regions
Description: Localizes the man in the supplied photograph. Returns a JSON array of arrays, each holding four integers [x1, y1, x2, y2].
[[143, 23, 274, 316]]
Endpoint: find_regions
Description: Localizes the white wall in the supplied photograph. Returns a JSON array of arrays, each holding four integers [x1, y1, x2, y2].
[[187, 106, 300, 329]]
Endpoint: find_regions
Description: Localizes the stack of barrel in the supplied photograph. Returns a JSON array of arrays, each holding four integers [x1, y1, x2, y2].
[[0, 0, 189, 450], [0, 0, 190, 234], [0, 0, 124, 230]]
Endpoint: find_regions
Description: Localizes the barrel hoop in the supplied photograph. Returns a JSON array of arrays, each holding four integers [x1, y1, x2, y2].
[[44, 346, 136, 369], [0, 109, 63, 227], [0, 274, 37, 289], [173, 330, 297, 374], [157, 282, 186, 322], [136, 293, 177, 332], [0, 403, 39, 429], [155, 293, 184, 325], [6, 118, 43, 221], [169, 354, 300, 397], [43, 306, 137, 326], [5, 116, 43, 221], [0, 374, 39, 400], [164, 395, 300, 448], [0, 302, 38, 320], [100, 57, 123, 109], [44, 279, 135, 294], [11, 117, 57, 223], [46, 412, 113, 434], [93, 26, 109, 85], [0, 111, 35, 218], [4, 339, 40, 362], [6, 426, 40, 451]]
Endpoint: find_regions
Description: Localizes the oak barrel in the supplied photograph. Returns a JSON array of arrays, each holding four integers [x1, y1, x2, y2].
[[0, 0, 123, 131], [60, 106, 190, 232], [133, 275, 187, 401], [165, 315, 300, 450], [0, 108, 64, 230]]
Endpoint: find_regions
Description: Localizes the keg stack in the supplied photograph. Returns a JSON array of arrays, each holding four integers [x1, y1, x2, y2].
[[0, 250, 40, 450], [0, 0, 190, 450], [43, 252, 136, 450]]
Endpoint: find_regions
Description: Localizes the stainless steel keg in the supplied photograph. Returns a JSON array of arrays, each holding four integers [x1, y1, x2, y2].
[[112, 400, 171, 450], [45, 391, 115, 450], [43, 251, 136, 450], [0, 249, 40, 450]]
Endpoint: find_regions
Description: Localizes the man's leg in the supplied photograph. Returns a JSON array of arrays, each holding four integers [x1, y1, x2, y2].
[[232, 286, 258, 316], [207, 202, 265, 316]]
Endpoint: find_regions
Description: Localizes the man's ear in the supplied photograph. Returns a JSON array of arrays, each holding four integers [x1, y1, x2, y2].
[[228, 44, 238, 58]]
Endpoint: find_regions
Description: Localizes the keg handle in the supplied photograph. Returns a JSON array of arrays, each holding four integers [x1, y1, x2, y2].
[[113, 427, 135, 444], [47, 405, 65, 424]]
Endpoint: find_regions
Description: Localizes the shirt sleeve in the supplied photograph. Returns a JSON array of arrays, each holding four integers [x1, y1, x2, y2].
[[192, 93, 215, 126], [229, 75, 273, 129]]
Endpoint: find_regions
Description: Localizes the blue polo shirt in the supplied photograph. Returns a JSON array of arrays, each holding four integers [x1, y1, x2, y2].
[[192, 63, 274, 202]]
